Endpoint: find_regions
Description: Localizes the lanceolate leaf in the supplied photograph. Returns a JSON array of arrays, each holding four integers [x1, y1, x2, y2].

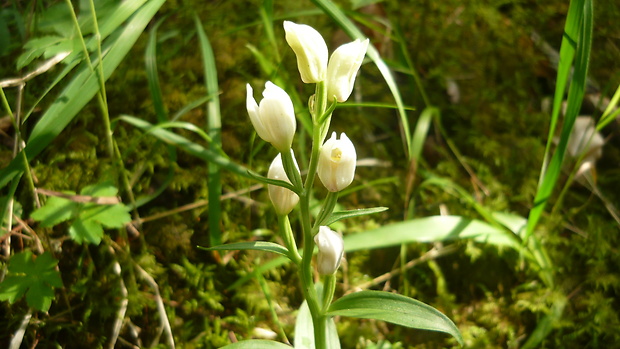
[[325, 207, 388, 226], [327, 290, 463, 346], [199, 241, 291, 259], [343, 215, 530, 258], [220, 340, 291, 348], [525, 0, 592, 239]]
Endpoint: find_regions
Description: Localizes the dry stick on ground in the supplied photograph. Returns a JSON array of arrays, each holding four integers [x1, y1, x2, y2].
[[354, 244, 459, 291], [108, 239, 174, 348], [36, 188, 121, 205], [11, 215, 44, 254], [9, 310, 32, 349], [134, 264, 175, 349], [107, 246, 128, 349]]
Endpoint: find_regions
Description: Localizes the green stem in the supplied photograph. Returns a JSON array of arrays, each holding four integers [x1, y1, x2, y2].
[[299, 195, 325, 347], [322, 274, 336, 311], [295, 80, 333, 349], [278, 215, 301, 264]]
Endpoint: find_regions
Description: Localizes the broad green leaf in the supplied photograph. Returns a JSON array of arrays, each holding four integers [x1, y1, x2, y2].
[[17, 35, 66, 69], [325, 207, 388, 226], [199, 242, 291, 258], [327, 290, 463, 346], [30, 195, 79, 227], [70, 214, 104, 244], [81, 181, 119, 197], [0, 251, 63, 312], [343, 215, 529, 257], [82, 204, 131, 229], [295, 299, 340, 349], [221, 340, 292, 348]]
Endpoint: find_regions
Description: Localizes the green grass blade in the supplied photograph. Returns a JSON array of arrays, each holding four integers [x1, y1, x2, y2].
[[259, 0, 280, 61], [521, 297, 567, 349], [117, 115, 250, 179], [0, 0, 166, 188], [525, 0, 592, 239], [411, 107, 437, 166], [311, 0, 411, 157], [597, 83, 620, 130], [194, 15, 223, 246], [134, 16, 178, 209], [145, 17, 167, 123]]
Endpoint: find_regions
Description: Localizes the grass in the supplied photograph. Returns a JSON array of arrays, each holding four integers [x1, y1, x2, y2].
[[1, 0, 619, 348]]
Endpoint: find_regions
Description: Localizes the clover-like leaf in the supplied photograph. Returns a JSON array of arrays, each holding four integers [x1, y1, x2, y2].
[[30, 195, 78, 227], [31, 182, 131, 245], [0, 251, 63, 312]]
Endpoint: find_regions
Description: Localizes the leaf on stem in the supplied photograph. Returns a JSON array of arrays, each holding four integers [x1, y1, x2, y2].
[[324, 207, 388, 226], [327, 290, 463, 346], [295, 298, 341, 349], [220, 340, 292, 348], [247, 170, 300, 194], [199, 241, 291, 259]]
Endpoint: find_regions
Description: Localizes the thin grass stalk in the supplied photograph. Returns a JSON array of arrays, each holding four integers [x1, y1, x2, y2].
[[195, 16, 223, 246], [257, 273, 290, 344]]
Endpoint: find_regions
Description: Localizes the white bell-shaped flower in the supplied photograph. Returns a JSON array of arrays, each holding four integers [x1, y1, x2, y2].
[[246, 82, 296, 153], [268, 152, 300, 215], [284, 21, 328, 84], [317, 132, 357, 192], [326, 38, 369, 102], [314, 226, 344, 275]]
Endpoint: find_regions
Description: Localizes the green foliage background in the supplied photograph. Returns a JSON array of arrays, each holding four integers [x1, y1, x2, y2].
[[0, 0, 619, 348]]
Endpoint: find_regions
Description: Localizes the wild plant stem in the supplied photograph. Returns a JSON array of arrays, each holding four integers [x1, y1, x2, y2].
[[278, 215, 301, 264], [296, 80, 332, 349]]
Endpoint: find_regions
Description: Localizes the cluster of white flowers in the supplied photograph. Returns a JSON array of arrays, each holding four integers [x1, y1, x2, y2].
[[246, 21, 369, 275]]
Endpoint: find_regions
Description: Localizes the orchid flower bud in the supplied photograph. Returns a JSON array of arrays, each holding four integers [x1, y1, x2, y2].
[[284, 21, 328, 84], [326, 38, 369, 102], [246, 82, 297, 153], [317, 132, 357, 192], [314, 226, 344, 275], [268, 152, 300, 215]]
